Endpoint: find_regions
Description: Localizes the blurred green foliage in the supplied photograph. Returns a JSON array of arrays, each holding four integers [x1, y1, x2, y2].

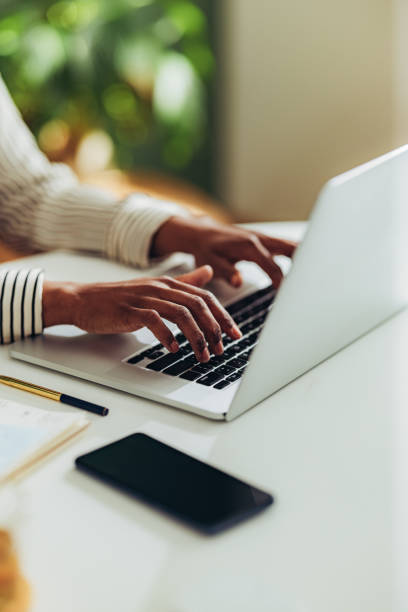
[[0, 0, 215, 189]]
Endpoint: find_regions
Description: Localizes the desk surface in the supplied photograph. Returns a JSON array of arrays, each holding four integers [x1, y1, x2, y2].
[[1, 222, 407, 612]]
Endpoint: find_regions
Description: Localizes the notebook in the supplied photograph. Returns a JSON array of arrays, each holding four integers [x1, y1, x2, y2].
[[0, 397, 89, 483]]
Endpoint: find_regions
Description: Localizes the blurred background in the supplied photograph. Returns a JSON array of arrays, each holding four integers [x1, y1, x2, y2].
[[0, 0, 407, 226]]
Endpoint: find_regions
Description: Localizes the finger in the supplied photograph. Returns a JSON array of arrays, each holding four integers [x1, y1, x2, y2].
[[128, 308, 179, 352], [245, 237, 284, 288], [176, 265, 213, 288], [136, 290, 223, 356], [254, 232, 297, 258], [132, 297, 210, 362], [165, 278, 242, 340], [209, 255, 243, 288]]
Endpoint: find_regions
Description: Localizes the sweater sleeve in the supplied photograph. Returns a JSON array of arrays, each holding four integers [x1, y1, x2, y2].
[[0, 268, 43, 344], [0, 74, 188, 268]]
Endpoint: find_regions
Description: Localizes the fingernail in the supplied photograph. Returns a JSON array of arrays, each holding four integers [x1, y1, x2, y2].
[[170, 341, 179, 352], [230, 273, 241, 287], [231, 325, 242, 339], [201, 348, 210, 362], [214, 341, 224, 355]]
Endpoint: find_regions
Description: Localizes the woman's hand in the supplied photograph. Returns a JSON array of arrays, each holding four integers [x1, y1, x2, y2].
[[42, 266, 241, 362], [152, 216, 297, 288]]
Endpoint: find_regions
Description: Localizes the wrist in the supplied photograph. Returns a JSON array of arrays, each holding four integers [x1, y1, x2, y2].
[[42, 281, 79, 328], [151, 215, 199, 258]]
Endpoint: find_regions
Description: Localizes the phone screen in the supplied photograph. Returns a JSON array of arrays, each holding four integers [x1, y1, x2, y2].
[[76, 433, 273, 534]]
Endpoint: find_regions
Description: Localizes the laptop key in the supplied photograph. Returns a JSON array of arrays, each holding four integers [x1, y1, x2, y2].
[[127, 353, 145, 364], [163, 362, 189, 376], [238, 335, 256, 347], [226, 289, 264, 314], [213, 379, 232, 390], [214, 364, 235, 375], [226, 299, 249, 316], [175, 333, 187, 344], [163, 355, 198, 376], [208, 355, 228, 366], [176, 345, 193, 357], [240, 322, 254, 335], [225, 372, 243, 383], [246, 332, 260, 345], [250, 317, 264, 329], [226, 286, 274, 315], [196, 372, 225, 386], [145, 350, 166, 360], [228, 357, 247, 369], [191, 362, 214, 374], [142, 347, 165, 359], [238, 337, 255, 349], [225, 344, 244, 358], [146, 352, 184, 371], [234, 312, 251, 325], [180, 369, 202, 381]]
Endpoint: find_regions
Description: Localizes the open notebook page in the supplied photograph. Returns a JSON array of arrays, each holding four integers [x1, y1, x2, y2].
[[0, 398, 89, 482]]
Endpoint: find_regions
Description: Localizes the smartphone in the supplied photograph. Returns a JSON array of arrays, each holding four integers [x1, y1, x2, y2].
[[75, 433, 273, 534]]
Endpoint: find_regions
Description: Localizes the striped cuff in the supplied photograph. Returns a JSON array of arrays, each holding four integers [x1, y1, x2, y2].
[[0, 268, 44, 344], [106, 194, 190, 268]]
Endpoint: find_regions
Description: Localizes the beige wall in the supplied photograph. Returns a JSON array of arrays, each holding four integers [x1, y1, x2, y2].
[[394, 0, 408, 146], [218, 0, 394, 221]]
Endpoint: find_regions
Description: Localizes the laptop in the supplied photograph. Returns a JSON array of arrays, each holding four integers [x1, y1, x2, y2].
[[10, 146, 408, 421]]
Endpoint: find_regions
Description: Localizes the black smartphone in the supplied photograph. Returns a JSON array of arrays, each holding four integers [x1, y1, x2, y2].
[[75, 433, 273, 534]]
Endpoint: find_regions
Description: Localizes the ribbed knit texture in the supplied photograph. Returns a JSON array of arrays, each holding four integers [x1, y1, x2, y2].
[[0, 74, 188, 344]]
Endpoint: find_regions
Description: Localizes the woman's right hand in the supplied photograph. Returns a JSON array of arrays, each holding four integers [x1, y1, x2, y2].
[[42, 266, 242, 362]]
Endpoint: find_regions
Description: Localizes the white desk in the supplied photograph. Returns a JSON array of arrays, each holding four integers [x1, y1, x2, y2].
[[1, 223, 408, 612]]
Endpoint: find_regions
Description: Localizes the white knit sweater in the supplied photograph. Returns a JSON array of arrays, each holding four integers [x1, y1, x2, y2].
[[0, 75, 187, 344]]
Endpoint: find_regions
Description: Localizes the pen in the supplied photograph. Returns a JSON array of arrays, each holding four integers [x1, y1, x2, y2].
[[0, 375, 109, 416]]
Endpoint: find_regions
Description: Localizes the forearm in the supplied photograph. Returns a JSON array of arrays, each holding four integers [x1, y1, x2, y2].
[[41, 281, 77, 328]]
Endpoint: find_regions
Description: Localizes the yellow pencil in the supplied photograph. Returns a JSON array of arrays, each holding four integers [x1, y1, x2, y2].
[[0, 375, 108, 416]]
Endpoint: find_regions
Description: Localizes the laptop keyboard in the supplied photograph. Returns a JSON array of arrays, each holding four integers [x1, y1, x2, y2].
[[126, 285, 276, 390]]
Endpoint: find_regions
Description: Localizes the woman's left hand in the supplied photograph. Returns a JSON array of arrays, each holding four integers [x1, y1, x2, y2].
[[152, 216, 297, 288]]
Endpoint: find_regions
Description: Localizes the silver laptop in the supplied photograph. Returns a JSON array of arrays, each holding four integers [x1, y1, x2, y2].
[[10, 146, 408, 421]]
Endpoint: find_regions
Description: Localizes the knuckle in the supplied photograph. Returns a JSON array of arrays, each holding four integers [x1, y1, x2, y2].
[[211, 323, 222, 342], [155, 279, 168, 288], [195, 333, 207, 353], [175, 305, 191, 323], [141, 281, 162, 292], [119, 306, 134, 327], [247, 233, 259, 246], [224, 315, 235, 328], [201, 290, 230, 319], [191, 296, 207, 312], [144, 309, 160, 325], [160, 275, 173, 284], [201, 289, 215, 304]]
